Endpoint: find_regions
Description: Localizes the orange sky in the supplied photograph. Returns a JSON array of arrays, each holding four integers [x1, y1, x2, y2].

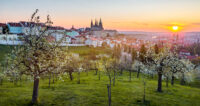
[[1, 0, 200, 32]]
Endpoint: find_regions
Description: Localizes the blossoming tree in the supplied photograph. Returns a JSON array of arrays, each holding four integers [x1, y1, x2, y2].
[[7, 9, 67, 103]]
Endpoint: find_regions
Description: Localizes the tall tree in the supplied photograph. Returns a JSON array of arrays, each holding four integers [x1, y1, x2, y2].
[[8, 9, 67, 103], [137, 44, 147, 78], [142, 45, 171, 92], [112, 44, 121, 85]]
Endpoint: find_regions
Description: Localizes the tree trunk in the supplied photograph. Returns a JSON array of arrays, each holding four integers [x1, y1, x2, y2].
[[86, 70, 88, 76], [0, 78, 3, 85], [143, 81, 146, 102], [151, 73, 154, 79], [180, 73, 185, 85], [108, 74, 112, 106], [95, 69, 98, 75], [55, 74, 58, 81], [109, 74, 112, 86], [52, 73, 55, 84], [19, 76, 22, 86], [107, 84, 111, 106], [129, 70, 132, 81], [113, 70, 116, 86], [77, 72, 80, 84], [48, 74, 51, 88], [157, 71, 162, 92], [32, 77, 40, 104], [120, 69, 123, 75], [99, 71, 101, 80], [137, 67, 140, 78], [166, 76, 168, 87], [171, 75, 175, 86], [69, 71, 73, 81], [14, 77, 18, 86]]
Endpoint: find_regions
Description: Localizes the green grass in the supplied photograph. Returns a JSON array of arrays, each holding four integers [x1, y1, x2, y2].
[[0, 71, 200, 106], [67, 46, 111, 56], [0, 45, 110, 62]]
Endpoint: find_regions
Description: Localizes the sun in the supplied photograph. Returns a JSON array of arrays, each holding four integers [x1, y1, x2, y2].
[[171, 26, 179, 32], [172, 26, 178, 30]]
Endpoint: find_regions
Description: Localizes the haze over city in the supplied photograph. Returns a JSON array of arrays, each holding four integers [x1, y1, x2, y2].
[[1, 0, 200, 32]]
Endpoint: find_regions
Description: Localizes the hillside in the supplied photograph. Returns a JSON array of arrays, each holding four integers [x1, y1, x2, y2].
[[0, 71, 200, 106]]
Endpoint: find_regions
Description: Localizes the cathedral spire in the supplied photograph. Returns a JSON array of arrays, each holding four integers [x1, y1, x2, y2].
[[99, 18, 103, 30], [91, 20, 93, 28], [99, 18, 103, 28]]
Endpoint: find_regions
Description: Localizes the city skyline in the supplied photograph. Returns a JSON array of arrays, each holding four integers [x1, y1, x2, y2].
[[1, 0, 200, 32]]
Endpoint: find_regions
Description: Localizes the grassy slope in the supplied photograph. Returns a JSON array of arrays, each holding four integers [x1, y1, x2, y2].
[[0, 45, 108, 62], [0, 72, 200, 106]]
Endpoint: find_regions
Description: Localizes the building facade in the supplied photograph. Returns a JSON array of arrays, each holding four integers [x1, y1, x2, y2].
[[7, 23, 22, 34], [90, 19, 104, 31]]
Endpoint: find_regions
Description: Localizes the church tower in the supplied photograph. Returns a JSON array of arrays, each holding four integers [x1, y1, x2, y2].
[[99, 18, 103, 30], [91, 20, 93, 28], [90, 18, 104, 31]]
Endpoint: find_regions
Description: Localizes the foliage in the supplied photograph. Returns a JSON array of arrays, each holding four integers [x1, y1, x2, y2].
[[5, 9, 67, 103]]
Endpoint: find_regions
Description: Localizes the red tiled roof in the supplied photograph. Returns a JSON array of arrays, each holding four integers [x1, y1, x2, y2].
[[0, 23, 6, 27], [65, 35, 72, 38], [20, 21, 35, 27], [71, 38, 76, 40], [79, 31, 88, 34], [76, 34, 86, 37], [66, 30, 72, 32], [8, 22, 22, 27], [48, 26, 65, 30], [20, 21, 46, 27], [179, 49, 190, 53]]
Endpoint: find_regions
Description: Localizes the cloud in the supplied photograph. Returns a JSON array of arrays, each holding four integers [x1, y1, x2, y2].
[[111, 21, 149, 26], [160, 23, 185, 27], [191, 23, 200, 26]]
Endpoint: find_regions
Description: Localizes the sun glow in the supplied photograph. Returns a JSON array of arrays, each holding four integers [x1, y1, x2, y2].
[[171, 26, 179, 32], [173, 26, 178, 30]]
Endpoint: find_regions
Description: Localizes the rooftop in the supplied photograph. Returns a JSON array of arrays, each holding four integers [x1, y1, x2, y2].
[[0, 23, 6, 27], [7, 22, 22, 27]]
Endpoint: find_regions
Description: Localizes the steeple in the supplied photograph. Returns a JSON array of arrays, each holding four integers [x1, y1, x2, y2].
[[91, 20, 93, 28], [99, 18, 103, 29], [71, 25, 75, 30]]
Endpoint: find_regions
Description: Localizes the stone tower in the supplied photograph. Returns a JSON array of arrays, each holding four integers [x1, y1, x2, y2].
[[91, 20, 93, 28], [99, 18, 103, 30]]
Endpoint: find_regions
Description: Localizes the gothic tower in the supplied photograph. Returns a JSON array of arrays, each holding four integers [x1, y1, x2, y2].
[[99, 18, 103, 30], [91, 20, 93, 28], [90, 18, 104, 31]]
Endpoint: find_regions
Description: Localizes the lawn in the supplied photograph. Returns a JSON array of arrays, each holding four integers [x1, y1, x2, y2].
[[0, 71, 200, 106], [0, 45, 110, 62]]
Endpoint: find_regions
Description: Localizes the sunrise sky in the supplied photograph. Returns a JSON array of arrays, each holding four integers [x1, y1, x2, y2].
[[1, 0, 200, 32]]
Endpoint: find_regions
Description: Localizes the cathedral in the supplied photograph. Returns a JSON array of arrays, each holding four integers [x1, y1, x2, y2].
[[90, 19, 104, 31]]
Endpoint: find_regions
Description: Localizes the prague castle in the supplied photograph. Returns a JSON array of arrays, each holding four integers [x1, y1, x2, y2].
[[87, 18, 117, 37], [90, 19, 104, 31]]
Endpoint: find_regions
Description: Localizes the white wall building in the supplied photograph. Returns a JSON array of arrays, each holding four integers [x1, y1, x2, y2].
[[0, 34, 23, 45]]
